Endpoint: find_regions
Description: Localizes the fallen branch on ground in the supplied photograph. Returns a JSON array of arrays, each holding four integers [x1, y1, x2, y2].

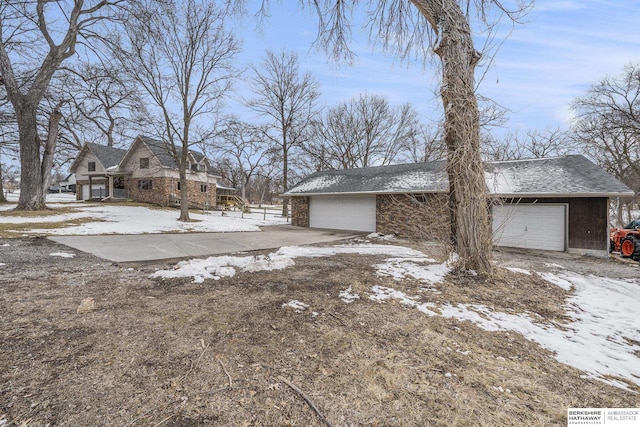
[[216, 355, 233, 388], [277, 375, 333, 427]]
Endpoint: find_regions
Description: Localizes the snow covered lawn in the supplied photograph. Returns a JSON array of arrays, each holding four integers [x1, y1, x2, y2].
[[0, 194, 287, 235], [152, 239, 640, 391]]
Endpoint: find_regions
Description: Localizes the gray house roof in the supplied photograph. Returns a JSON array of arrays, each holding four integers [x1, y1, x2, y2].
[[286, 155, 634, 198], [138, 135, 218, 175], [139, 135, 182, 169], [69, 142, 127, 173], [88, 142, 128, 169]]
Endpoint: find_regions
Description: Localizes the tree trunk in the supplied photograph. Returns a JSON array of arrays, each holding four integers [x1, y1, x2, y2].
[[616, 198, 624, 227], [413, 0, 493, 275], [41, 106, 63, 195], [179, 145, 190, 221], [281, 146, 289, 218], [16, 103, 46, 211], [0, 161, 6, 203]]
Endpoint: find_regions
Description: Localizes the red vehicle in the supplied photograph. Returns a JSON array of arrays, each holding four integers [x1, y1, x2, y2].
[[610, 219, 640, 260]]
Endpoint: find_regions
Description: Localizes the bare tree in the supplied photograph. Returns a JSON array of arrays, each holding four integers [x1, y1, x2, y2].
[[60, 62, 148, 148], [216, 118, 268, 202], [572, 64, 640, 224], [246, 49, 321, 217], [309, 94, 419, 169], [0, 0, 121, 210], [482, 127, 571, 162], [113, 0, 240, 221], [525, 127, 572, 158], [0, 93, 19, 202], [281, 0, 530, 275], [401, 122, 445, 163], [482, 132, 525, 161]]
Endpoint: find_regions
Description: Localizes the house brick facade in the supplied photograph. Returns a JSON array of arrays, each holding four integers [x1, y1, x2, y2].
[[126, 176, 216, 207], [70, 136, 222, 208]]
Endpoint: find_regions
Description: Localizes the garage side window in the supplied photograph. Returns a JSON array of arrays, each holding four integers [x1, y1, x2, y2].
[[138, 179, 153, 190], [88, 161, 96, 172]]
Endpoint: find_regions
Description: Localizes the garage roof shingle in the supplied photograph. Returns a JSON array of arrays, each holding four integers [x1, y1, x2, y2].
[[286, 155, 634, 197]]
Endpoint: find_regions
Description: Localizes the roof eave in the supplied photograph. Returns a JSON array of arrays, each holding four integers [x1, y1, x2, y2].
[[284, 190, 636, 198], [283, 189, 448, 197], [491, 191, 636, 198]]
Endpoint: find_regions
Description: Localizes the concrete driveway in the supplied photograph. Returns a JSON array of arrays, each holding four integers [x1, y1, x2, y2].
[[48, 225, 361, 263]]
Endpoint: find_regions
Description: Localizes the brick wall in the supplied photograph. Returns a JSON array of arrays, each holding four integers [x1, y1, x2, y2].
[[183, 179, 217, 208], [376, 193, 449, 241], [291, 197, 309, 227], [126, 177, 216, 208]]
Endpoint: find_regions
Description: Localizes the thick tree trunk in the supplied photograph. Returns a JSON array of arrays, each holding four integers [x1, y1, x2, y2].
[[16, 103, 46, 211], [41, 106, 63, 195], [0, 162, 6, 203], [281, 146, 289, 218], [179, 145, 190, 221], [412, 0, 493, 275]]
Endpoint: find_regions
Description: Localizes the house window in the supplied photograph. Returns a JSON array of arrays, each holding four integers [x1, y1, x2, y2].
[[200, 184, 208, 193], [138, 179, 152, 190], [176, 181, 180, 191], [190, 163, 198, 172], [199, 164, 205, 172], [88, 161, 96, 172], [140, 158, 149, 169]]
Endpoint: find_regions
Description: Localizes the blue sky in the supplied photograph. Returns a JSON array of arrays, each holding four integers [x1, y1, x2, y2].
[[229, 0, 640, 135]]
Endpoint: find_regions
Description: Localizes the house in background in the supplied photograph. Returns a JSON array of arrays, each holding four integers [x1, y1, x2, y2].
[[58, 173, 77, 193], [285, 155, 635, 257], [70, 135, 221, 208], [69, 142, 127, 200]]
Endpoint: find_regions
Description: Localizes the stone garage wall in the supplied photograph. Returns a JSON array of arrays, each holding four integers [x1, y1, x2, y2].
[[376, 193, 449, 241], [291, 196, 309, 227]]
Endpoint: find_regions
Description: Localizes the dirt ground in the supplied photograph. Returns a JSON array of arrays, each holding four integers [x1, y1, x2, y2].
[[1, 236, 639, 426]]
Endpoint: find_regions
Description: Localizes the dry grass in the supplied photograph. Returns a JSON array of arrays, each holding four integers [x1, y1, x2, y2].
[[0, 239, 637, 427], [0, 206, 81, 217], [0, 218, 105, 238]]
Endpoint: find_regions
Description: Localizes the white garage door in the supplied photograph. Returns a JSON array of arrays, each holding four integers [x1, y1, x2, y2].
[[309, 195, 376, 232], [492, 204, 567, 251], [82, 184, 106, 200]]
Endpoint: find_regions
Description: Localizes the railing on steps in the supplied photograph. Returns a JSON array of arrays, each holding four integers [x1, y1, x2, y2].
[[233, 195, 247, 210]]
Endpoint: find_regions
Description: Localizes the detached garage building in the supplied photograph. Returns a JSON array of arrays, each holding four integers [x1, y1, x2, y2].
[[285, 155, 634, 256]]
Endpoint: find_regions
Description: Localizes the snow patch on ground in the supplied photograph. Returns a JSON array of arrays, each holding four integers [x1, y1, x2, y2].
[[365, 232, 396, 241], [0, 203, 287, 235], [282, 300, 309, 312], [339, 286, 360, 303], [151, 244, 426, 284], [537, 272, 573, 291], [152, 243, 640, 390], [375, 257, 447, 284], [49, 252, 75, 258], [372, 272, 640, 390], [544, 262, 565, 269]]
